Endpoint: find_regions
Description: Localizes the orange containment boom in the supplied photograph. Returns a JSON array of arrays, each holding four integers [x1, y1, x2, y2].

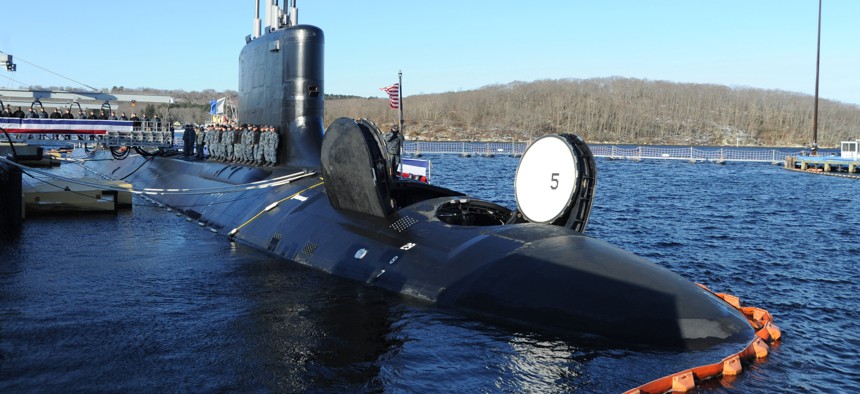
[[624, 284, 782, 394]]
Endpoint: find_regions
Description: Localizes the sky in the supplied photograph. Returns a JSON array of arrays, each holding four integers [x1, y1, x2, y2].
[[1, 1, 859, 106]]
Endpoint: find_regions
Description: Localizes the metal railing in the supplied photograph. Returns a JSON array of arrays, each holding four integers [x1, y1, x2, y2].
[[402, 141, 816, 163], [590, 145, 805, 163], [0, 120, 175, 148]]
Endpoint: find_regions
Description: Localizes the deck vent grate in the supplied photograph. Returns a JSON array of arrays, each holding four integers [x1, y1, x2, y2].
[[390, 216, 418, 233], [301, 241, 319, 256]]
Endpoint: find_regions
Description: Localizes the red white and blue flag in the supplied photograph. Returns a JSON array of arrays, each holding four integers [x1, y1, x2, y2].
[[0, 118, 132, 135], [380, 83, 400, 109]]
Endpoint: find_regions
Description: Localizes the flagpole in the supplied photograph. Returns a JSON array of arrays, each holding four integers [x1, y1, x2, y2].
[[811, 0, 821, 156], [398, 70, 403, 135]]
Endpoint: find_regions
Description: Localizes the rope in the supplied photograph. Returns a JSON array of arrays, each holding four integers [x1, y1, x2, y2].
[[0, 73, 29, 88], [119, 156, 152, 180], [228, 179, 324, 238], [133, 171, 317, 195], [0, 126, 18, 160], [19, 170, 119, 205], [11, 55, 101, 92], [0, 157, 317, 197]]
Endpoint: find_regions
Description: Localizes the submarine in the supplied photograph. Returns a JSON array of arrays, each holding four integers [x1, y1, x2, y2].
[[78, 1, 764, 352]]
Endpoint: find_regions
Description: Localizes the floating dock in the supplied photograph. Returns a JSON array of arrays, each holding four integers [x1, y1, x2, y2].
[[784, 155, 860, 179], [22, 177, 133, 215]]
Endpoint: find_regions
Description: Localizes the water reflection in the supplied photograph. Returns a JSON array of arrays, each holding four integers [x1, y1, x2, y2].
[[233, 255, 403, 392]]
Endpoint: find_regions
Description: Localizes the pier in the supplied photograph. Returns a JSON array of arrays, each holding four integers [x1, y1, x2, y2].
[[784, 155, 860, 179], [0, 156, 133, 219], [781, 140, 860, 179], [403, 141, 807, 164]]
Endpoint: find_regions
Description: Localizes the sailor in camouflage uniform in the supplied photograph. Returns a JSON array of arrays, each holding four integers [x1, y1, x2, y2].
[[210, 126, 221, 161], [260, 126, 270, 165], [242, 125, 254, 164], [224, 125, 235, 161], [251, 125, 262, 165], [263, 125, 279, 166]]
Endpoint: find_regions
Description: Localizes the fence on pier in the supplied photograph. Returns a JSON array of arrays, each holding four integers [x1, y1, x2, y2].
[[403, 141, 814, 163], [589, 145, 804, 163], [404, 141, 527, 157]]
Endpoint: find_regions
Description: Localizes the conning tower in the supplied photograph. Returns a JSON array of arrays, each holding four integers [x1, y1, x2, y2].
[[239, 0, 323, 169]]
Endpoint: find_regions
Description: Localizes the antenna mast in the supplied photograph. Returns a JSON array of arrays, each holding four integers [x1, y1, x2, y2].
[[253, 0, 262, 39], [289, 0, 298, 26], [812, 0, 822, 156]]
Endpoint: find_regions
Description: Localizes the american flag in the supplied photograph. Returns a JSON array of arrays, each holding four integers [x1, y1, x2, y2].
[[380, 83, 400, 109]]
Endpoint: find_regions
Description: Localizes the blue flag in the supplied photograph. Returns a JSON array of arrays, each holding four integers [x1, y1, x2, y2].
[[209, 98, 226, 115]]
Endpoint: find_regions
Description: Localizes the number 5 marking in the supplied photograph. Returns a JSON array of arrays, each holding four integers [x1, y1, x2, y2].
[[550, 173, 559, 190]]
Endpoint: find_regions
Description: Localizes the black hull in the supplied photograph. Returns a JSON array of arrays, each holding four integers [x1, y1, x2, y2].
[[84, 154, 755, 349]]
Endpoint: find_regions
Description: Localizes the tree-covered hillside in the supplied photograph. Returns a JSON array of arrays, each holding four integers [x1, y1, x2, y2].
[[31, 77, 858, 147]]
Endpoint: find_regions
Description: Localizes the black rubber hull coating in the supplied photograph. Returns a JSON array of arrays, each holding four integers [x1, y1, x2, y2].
[[84, 155, 755, 350]]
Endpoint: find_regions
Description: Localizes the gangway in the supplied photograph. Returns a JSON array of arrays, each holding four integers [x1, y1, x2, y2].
[[1, 89, 177, 149], [0, 118, 175, 149]]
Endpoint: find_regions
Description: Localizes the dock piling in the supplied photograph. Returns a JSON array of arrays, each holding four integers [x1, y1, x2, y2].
[[0, 159, 23, 234]]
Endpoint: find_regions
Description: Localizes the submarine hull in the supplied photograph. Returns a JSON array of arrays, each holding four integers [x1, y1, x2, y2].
[[79, 18, 756, 350], [84, 154, 754, 349]]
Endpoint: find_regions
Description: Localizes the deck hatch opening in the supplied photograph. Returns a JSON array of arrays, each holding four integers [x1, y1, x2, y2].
[[267, 233, 282, 252]]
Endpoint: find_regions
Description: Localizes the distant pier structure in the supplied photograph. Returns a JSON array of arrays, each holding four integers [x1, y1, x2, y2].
[[784, 140, 860, 179], [403, 141, 810, 164]]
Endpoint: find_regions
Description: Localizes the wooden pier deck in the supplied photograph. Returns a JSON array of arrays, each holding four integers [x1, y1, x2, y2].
[[784, 155, 860, 179]]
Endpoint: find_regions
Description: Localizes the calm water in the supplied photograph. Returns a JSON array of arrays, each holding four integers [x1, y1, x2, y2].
[[1, 152, 858, 393]]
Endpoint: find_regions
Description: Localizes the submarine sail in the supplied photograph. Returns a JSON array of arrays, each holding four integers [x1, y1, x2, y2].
[[239, 0, 324, 169]]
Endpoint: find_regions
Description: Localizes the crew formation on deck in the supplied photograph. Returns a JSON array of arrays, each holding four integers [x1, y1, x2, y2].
[[193, 123, 280, 167]]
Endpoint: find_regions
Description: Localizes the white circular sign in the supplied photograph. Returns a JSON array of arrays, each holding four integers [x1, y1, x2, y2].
[[514, 135, 579, 223]]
